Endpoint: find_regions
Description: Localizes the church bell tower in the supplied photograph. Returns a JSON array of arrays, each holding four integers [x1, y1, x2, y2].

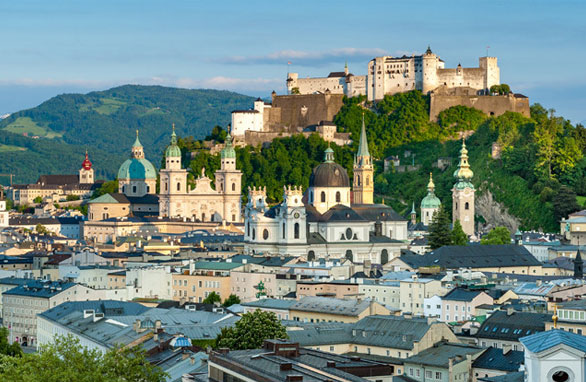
[[352, 115, 373, 204], [452, 139, 475, 236]]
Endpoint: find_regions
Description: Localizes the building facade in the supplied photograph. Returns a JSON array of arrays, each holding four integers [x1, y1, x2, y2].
[[286, 64, 367, 98], [159, 127, 242, 223], [452, 139, 475, 236]]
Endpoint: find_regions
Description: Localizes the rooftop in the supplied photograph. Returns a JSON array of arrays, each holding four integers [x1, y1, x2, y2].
[[403, 342, 483, 368]]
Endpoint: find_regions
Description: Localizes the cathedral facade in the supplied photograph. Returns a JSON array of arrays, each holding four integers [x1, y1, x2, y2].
[[159, 127, 242, 223], [244, 119, 408, 263]]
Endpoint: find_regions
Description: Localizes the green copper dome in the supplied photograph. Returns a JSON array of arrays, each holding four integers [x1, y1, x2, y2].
[[421, 173, 441, 209], [118, 158, 157, 180], [221, 133, 236, 159], [165, 125, 181, 158]]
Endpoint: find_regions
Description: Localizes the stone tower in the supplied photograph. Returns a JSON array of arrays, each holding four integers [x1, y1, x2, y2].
[[215, 130, 243, 222], [352, 115, 373, 204], [79, 151, 94, 184], [421, 172, 441, 226], [279, 185, 306, 244], [575, 246, 584, 279], [452, 139, 475, 236], [421, 45, 439, 94], [159, 125, 188, 217]]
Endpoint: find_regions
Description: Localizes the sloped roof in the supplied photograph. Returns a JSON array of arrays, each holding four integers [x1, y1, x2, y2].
[[476, 311, 551, 341], [88, 193, 129, 204], [241, 298, 296, 310], [472, 347, 524, 372], [442, 288, 484, 302], [520, 329, 586, 354], [424, 245, 541, 269], [403, 342, 483, 368], [290, 296, 375, 316]]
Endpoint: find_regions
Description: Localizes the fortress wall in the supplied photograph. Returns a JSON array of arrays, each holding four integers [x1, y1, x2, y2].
[[271, 94, 345, 129], [293, 77, 345, 94], [430, 93, 530, 121]]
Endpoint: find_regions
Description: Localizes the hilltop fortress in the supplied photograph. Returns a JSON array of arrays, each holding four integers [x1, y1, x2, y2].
[[231, 47, 529, 147]]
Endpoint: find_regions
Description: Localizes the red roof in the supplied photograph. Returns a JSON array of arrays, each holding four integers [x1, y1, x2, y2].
[[82, 152, 92, 170]]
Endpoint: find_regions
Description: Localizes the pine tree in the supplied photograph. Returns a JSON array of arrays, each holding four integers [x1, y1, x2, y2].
[[427, 207, 453, 250], [451, 220, 468, 246]]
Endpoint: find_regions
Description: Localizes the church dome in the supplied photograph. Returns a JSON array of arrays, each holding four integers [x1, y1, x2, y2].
[[309, 148, 350, 188], [221, 133, 236, 159], [165, 125, 181, 158], [81, 152, 92, 170], [117, 158, 157, 180], [421, 193, 441, 209]]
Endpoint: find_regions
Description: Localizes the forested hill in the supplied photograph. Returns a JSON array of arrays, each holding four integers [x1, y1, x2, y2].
[[0, 85, 255, 183], [179, 92, 586, 232]]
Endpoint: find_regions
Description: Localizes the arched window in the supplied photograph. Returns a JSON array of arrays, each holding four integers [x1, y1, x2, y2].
[[232, 183, 236, 192], [252, 229, 256, 240], [202, 213, 206, 221], [366, 176, 370, 186], [294, 223, 300, 239], [465, 202, 469, 210], [282, 223, 285, 239], [247, 222, 250, 237], [308, 251, 315, 261], [220, 183, 223, 191], [177, 182, 181, 191], [336, 191, 341, 203], [357, 175, 361, 186], [132, 185, 137, 193], [321, 191, 326, 203], [309, 192, 313, 203], [345, 250, 353, 262], [381, 249, 389, 265], [147, 186, 150, 193], [122, 185, 126, 193], [263, 229, 269, 240]]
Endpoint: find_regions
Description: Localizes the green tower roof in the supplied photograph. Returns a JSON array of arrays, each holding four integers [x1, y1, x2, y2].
[[165, 124, 182, 158], [356, 114, 370, 158], [221, 132, 236, 159]]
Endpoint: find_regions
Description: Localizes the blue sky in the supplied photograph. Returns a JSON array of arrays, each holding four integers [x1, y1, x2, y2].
[[1, 0, 585, 123]]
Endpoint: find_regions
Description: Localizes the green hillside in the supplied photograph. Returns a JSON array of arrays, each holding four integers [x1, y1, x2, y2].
[[178, 91, 585, 232], [0, 85, 255, 183]]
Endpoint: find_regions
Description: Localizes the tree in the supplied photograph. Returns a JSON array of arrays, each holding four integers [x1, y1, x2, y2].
[[427, 207, 453, 250], [0, 327, 22, 357], [451, 220, 468, 246], [33, 196, 43, 204], [0, 335, 167, 381], [222, 294, 241, 307], [290, 87, 300, 95], [35, 224, 48, 234], [65, 194, 80, 201], [91, 180, 118, 199], [481, 226, 511, 245], [216, 310, 288, 350], [202, 291, 221, 305], [552, 186, 580, 222]]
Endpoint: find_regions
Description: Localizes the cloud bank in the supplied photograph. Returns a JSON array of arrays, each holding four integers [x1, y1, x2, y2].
[[220, 48, 388, 66]]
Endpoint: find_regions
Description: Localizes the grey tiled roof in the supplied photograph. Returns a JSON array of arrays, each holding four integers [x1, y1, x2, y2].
[[403, 342, 483, 368], [478, 372, 524, 382], [476, 311, 551, 341], [520, 329, 586, 354], [290, 296, 375, 316], [242, 298, 296, 310], [472, 347, 523, 372]]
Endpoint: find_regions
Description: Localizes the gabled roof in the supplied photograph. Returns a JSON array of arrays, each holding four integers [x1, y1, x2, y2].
[[290, 296, 376, 316], [424, 245, 541, 269], [520, 329, 586, 354], [88, 193, 129, 204], [403, 342, 483, 368], [241, 298, 296, 310], [472, 347, 524, 372], [476, 310, 551, 341], [442, 288, 485, 302]]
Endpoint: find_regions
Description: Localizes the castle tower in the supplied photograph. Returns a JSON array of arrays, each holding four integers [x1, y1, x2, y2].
[[421, 45, 439, 94], [352, 115, 373, 205], [279, 185, 306, 244], [79, 151, 94, 184], [479, 56, 500, 93], [215, 129, 242, 222], [452, 139, 475, 236], [421, 172, 441, 226]]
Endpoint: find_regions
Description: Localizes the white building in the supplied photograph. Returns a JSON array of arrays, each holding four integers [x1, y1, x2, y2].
[[358, 280, 401, 309], [399, 276, 445, 316], [423, 295, 443, 318], [244, 125, 408, 262], [2, 280, 103, 347], [0, 197, 8, 227], [125, 265, 172, 300], [231, 99, 268, 137], [286, 64, 366, 98]]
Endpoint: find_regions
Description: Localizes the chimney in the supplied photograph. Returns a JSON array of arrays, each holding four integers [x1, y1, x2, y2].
[[83, 309, 95, 319], [506, 307, 515, 316], [133, 319, 141, 333]]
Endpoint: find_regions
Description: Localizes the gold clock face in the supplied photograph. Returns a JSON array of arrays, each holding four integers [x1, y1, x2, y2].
[[294, 212, 300, 219]]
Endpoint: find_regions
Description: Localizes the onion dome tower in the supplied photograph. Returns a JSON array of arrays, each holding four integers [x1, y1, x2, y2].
[[452, 139, 475, 236], [118, 130, 157, 197], [421, 172, 441, 226], [79, 150, 94, 184]]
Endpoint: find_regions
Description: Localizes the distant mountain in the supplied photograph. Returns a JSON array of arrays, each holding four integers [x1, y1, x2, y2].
[[0, 85, 255, 184]]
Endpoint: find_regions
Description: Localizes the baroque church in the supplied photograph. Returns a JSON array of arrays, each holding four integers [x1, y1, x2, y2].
[[159, 126, 242, 223], [244, 118, 409, 263]]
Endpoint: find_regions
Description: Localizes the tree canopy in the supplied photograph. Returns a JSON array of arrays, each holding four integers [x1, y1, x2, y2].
[[216, 310, 288, 350], [0, 335, 166, 382], [451, 220, 468, 246], [0, 328, 22, 357], [202, 291, 221, 305], [222, 294, 241, 308], [481, 226, 512, 245], [427, 208, 453, 250]]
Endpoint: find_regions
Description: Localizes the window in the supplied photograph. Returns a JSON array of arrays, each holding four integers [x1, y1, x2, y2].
[[132, 185, 137, 193], [465, 202, 469, 210], [232, 183, 236, 191], [252, 229, 256, 240], [309, 191, 313, 203], [263, 229, 269, 240], [177, 182, 181, 191], [294, 223, 300, 239], [357, 175, 361, 186], [321, 191, 326, 202], [366, 176, 370, 186], [336, 191, 341, 203], [436, 372, 442, 379], [282, 223, 286, 239], [426, 371, 432, 379]]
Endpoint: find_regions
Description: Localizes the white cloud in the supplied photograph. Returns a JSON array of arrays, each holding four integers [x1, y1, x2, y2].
[[221, 47, 388, 66]]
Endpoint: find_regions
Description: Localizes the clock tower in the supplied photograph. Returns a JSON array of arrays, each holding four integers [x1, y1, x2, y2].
[[452, 139, 475, 236]]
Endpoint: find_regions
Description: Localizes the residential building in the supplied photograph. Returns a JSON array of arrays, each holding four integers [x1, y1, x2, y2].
[[474, 310, 551, 351], [296, 279, 360, 299], [208, 340, 393, 382], [399, 276, 445, 315], [289, 296, 391, 324], [402, 342, 485, 382], [359, 279, 401, 308], [424, 295, 443, 318], [2, 280, 102, 346], [172, 268, 231, 303], [230, 270, 277, 302], [440, 288, 494, 322], [288, 315, 458, 359], [125, 265, 172, 300], [544, 299, 586, 334], [241, 298, 295, 320], [472, 347, 524, 382]]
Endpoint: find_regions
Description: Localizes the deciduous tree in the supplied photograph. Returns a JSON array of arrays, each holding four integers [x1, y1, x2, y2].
[[481, 226, 511, 245], [216, 310, 288, 350]]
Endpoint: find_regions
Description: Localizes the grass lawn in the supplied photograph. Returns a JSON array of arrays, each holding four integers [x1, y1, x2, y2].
[[0, 144, 26, 152], [94, 97, 126, 115], [3, 117, 62, 138], [578, 196, 586, 208]]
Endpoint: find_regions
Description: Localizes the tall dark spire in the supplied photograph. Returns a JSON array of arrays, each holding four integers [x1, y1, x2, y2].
[[575, 244, 584, 279]]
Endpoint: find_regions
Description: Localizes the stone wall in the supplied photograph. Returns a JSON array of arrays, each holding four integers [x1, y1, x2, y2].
[[271, 93, 345, 129], [430, 88, 530, 121]]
